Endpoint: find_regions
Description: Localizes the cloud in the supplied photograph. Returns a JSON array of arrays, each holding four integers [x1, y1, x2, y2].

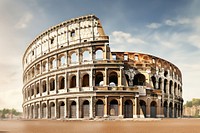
[[15, 12, 33, 29], [111, 31, 145, 44], [146, 23, 162, 29]]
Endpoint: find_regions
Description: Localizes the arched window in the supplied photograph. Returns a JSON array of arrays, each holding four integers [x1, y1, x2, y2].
[[42, 81, 46, 92], [169, 80, 173, 94], [151, 76, 156, 89], [164, 79, 167, 93], [42, 61, 48, 72], [70, 75, 76, 88], [109, 72, 118, 86], [71, 53, 77, 64], [95, 49, 103, 60], [59, 55, 65, 66], [133, 74, 145, 86], [50, 78, 55, 91], [70, 101, 76, 118], [82, 100, 90, 118], [50, 102, 55, 118], [96, 100, 104, 117], [50, 58, 56, 69], [110, 99, 118, 116], [31, 68, 35, 78], [150, 101, 157, 118], [36, 64, 40, 75], [95, 72, 103, 86], [59, 76, 65, 89], [174, 82, 177, 95], [158, 78, 162, 90], [82, 74, 89, 87], [36, 83, 40, 94], [83, 51, 90, 62], [124, 100, 133, 118], [59, 101, 65, 118]]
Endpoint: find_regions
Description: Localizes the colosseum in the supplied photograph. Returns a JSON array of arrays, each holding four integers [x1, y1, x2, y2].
[[22, 14, 183, 119]]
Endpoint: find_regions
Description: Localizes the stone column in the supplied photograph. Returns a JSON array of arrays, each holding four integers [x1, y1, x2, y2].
[[119, 96, 124, 118], [47, 101, 49, 119], [77, 70, 80, 91], [90, 96, 93, 118], [146, 99, 150, 118], [65, 98, 68, 118], [119, 67, 123, 86], [133, 95, 139, 118], [77, 97, 80, 119], [90, 68, 93, 90], [54, 99, 57, 119], [104, 67, 108, 86], [167, 101, 169, 118], [104, 95, 108, 117]]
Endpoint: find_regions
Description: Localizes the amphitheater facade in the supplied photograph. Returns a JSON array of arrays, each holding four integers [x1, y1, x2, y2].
[[22, 15, 183, 119]]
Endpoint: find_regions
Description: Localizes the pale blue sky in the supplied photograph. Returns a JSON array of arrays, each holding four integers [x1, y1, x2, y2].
[[0, 0, 200, 111]]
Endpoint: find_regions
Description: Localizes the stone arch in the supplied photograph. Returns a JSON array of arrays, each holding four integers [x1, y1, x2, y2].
[[158, 78, 162, 90], [164, 79, 168, 93], [169, 80, 173, 94], [49, 57, 56, 69], [36, 63, 40, 75], [59, 76, 65, 89], [82, 100, 90, 118], [95, 99, 104, 117], [82, 74, 89, 87], [58, 54, 66, 66], [95, 72, 104, 86], [109, 99, 118, 116], [42, 80, 47, 93], [49, 102, 55, 118], [95, 49, 103, 60], [42, 60, 48, 72], [124, 100, 133, 118], [49, 78, 55, 91], [150, 101, 157, 118], [31, 105, 34, 119], [36, 83, 40, 94], [70, 101, 76, 118], [169, 102, 173, 118], [70, 75, 76, 88], [174, 103, 177, 118], [71, 52, 77, 64], [151, 76, 156, 89], [139, 100, 146, 118], [82, 50, 91, 62], [133, 74, 146, 86], [109, 71, 118, 86], [42, 103, 47, 118], [35, 104, 39, 119], [174, 82, 177, 96], [163, 101, 168, 117], [58, 101, 65, 119]]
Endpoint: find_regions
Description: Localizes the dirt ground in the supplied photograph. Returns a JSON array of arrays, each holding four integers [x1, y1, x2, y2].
[[0, 118, 200, 133]]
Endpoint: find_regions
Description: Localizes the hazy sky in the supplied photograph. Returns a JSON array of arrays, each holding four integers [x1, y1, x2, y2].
[[0, 0, 200, 111]]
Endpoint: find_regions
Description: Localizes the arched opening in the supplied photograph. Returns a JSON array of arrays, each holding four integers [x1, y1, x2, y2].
[[50, 78, 55, 91], [70, 101, 76, 118], [82, 100, 90, 118], [42, 103, 47, 118], [124, 100, 133, 118], [95, 49, 103, 60], [83, 51, 90, 62], [59, 55, 66, 66], [169, 102, 173, 118], [36, 83, 40, 94], [95, 72, 103, 86], [31, 105, 34, 119], [71, 53, 77, 64], [133, 74, 145, 86], [96, 100, 104, 117], [150, 101, 157, 118], [50, 102, 55, 118], [151, 76, 156, 89], [174, 103, 177, 118], [158, 78, 162, 90], [36, 64, 40, 75], [139, 100, 146, 118], [169, 80, 173, 94], [164, 71, 168, 77], [59, 101, 65, 119], [82, 74, 89, 87], [42, 81, 46, 93], [174, 82, 177, 96], [164, 79, 167, 93], [109, 72, 118, 86], [70, 75, 76, 88], [42, 61, 48, 72], [35, 104, 39, 119], [110, 99, 118, 116], [163, 101, 168, 117], [50, 58, 56, 69], [59, 76, 65, 89]]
